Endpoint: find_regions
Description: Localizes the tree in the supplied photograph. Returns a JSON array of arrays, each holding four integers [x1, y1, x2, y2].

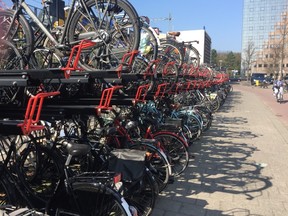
[[225, 51, 236, 71], [211, 49, 218, 67], [242, 40, 256, 79]]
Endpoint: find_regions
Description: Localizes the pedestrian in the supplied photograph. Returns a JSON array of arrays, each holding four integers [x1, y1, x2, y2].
[[274, 76, 285, 103]]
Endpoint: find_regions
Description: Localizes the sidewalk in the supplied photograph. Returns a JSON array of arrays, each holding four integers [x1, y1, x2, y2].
[[151, 83, 288, 216]]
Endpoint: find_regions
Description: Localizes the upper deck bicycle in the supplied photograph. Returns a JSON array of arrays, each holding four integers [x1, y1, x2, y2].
[[0, 0, 140, 71]]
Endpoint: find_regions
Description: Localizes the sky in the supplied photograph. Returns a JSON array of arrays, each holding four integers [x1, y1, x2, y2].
[[2, 0, 243, 52], [129, 0, 243, 52]]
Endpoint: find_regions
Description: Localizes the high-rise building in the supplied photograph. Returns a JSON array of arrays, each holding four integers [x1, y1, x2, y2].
[[241, 0, 288, 77]]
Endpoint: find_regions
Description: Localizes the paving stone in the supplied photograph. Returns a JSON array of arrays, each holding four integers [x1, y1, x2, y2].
[[151, 85, 288, 216]]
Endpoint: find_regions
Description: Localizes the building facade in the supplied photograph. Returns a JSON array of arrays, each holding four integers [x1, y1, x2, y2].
[[177, 30, 212, 65], [242, 0, 288, 77]]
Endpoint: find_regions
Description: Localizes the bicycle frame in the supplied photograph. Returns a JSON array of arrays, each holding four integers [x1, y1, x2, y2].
[[8, 0, 111, 48]]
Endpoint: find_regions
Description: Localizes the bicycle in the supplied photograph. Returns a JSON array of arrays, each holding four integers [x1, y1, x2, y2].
[[0, 0, 141, 71], [275, 86, 284, 103], [0, 91, 134, 215]]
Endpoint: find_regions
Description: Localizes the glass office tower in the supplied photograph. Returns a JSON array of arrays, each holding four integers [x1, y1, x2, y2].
[[241, 0, 288, 76]]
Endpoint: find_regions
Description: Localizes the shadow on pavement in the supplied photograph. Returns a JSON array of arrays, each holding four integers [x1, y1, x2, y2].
[[186, 91, 272, 199], [152, 89, 272, 216], [154, 88, 272, 216]]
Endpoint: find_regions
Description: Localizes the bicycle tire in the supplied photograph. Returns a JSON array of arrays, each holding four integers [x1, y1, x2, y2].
[[159, 39, 184, 69], [176, 111, 203, 142], [18, 141, 64, 205], [139, 25, 158, 62], [122, 167, 158, 216], [67, 0, 140, 71], [0, 170, 17, 206], [184, 45, 200, 68], [152, 131, 189, 176], [210, 96, 221, 112], [0, 39, 24, 105], [127, 56, 156, 93], [0, 38, 24, 70], [0, 9, 34, 57], [129, 142, 171, 192], [71, 182, 132, 216], [194, 106, 213, 131]]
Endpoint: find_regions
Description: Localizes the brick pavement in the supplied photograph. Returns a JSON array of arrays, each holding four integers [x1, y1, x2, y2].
[[151, 83, 288, 216]]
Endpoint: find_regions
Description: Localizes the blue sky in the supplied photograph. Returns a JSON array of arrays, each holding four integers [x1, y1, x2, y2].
[[129, 0, 243, 52], [2, 0, 243, 52]]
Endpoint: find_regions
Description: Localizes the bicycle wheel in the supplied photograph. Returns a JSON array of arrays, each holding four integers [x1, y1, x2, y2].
[[0, 39, 24, 105], [28, 48, 63, 69], [0, 9, 34, 57], [71, 182, 132, 216], [123, 167, 158, 216], [153, 131, 189, 176], [18, 140, 64, 205], [184, 45, 200, 68], [0, 38, 24, 70], [67, 0, 140, 71], [210, 96, 221, 112], [0, 171, 17, 206], [159, 39, 184, 69], [129, 142, 171, 192], [139, 25, 158, 62], [176, 111, 203, 142], [194, 106, 212, 131]]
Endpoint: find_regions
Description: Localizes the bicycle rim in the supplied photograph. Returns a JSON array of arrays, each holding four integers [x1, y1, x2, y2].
[[124, 168, 158, 216], [129, 143, 171, 192], [18, 141, 64, 204], [67, 0, 140, 70], [153, 132, 189, 176], [0, 38, 24, 70], [72, 183, 131, 216], [0, 9, 34, 57]]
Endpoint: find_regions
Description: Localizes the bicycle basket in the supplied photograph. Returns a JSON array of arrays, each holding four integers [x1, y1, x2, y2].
[[108, 149, 146, 182]]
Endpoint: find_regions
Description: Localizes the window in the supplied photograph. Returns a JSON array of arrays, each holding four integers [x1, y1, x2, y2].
[[258, 64, 262, 67], [260, 7, 265, 11], [249, 26, 253, 31]]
